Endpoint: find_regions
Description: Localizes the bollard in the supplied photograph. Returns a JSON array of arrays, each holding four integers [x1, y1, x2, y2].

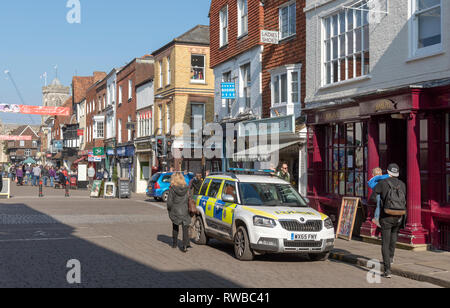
[[39, 180, 43, 198], [65, 180, 70, 197]]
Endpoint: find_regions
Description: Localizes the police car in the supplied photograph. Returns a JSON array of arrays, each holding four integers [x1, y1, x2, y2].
[[192, 169, 335, 261]]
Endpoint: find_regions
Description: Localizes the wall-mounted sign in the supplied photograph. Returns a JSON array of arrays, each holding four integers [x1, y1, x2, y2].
[[261, 30, 279, 44], [375, 99, 397, 113], [221, 82, 236, 100], [93, 147, 105, 156]]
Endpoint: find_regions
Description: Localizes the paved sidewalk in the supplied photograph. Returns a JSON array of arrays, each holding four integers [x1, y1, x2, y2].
[[331, 238, 450, 288]]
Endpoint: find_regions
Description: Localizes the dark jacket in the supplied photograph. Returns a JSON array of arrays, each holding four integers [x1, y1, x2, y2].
[[189, 178, 203, 196], [369, 177, 406, 219], [167, 185, 191, 226]]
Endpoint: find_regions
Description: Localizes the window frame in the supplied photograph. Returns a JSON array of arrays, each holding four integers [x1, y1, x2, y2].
[[279, 1, 296, 40], [191, 103, 205, 134], [410, 0, 443, 58], [166, 57, 171, 86], [240, 63, 251, 110], [220, 6, 229, 47], [237, 0, 248, 38], [191, 54, 206, 83], [322, 3, 370, 86]]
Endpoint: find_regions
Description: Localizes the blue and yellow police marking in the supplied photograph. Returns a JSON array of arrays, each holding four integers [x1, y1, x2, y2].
[[222, 203, 237, 225]]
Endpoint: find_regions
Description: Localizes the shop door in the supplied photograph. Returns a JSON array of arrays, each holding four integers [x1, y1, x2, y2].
[[387, 118, 407, 183]]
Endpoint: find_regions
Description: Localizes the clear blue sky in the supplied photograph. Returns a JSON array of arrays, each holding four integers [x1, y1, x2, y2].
[[0, 0, 211, 125]]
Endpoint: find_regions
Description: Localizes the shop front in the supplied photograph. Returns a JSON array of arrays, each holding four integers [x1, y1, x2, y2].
[[134, 139, 154, 194], [306, 82, 450, 250], [116, 145, 135, 192]]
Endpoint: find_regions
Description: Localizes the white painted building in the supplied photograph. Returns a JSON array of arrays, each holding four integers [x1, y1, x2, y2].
[[304, 0, 450, 105], [213, 46, 263, 122]]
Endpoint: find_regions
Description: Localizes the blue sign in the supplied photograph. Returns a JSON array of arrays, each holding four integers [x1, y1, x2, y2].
[[221, 82, 236, 100]]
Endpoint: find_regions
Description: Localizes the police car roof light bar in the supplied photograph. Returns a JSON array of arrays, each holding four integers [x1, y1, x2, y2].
[[228, 168, 275, 176]]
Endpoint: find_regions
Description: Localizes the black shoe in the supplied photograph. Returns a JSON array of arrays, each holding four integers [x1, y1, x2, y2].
[[181, 246, 188, 253]]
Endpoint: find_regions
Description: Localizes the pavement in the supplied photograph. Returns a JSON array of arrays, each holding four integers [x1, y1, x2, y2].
[[330, 238, 450, 288], [0, 183, 447, 288]]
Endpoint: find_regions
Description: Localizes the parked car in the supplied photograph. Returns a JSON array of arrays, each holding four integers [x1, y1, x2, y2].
[[192, 171, 335, 261], [146, 172, 194, 202]]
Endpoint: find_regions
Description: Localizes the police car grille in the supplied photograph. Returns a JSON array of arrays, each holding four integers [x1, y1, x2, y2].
[[284, 240, 323, 248], [279, 220, 323, 232]]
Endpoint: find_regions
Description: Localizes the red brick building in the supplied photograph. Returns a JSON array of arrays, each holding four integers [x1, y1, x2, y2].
[[7, 125, 40, 164]]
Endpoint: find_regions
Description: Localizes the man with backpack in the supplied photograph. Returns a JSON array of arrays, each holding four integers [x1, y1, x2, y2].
[[369, 163, 406, 279]]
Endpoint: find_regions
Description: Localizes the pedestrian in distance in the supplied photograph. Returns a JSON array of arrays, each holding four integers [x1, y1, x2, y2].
[[16, 165, 24, 186], [369, 163, 407, 279], [88, 164, 96, 188], [368, 167, 390, 228], [167, 172, 192, 253]]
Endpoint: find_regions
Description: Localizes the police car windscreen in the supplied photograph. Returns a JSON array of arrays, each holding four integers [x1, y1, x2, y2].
[[238, 183, 308, 207]]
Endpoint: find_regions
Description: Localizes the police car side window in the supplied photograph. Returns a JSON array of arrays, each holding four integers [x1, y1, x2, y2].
[[199, 179, 211, 196], [223, 181, 237, 203], [207, 180, 223, 199]]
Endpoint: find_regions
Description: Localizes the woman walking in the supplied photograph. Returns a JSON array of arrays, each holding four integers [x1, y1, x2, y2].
[[167, 172, 191, 253]]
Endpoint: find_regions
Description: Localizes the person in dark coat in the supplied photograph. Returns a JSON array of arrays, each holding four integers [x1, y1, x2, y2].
[[167, 172, 191, 253]]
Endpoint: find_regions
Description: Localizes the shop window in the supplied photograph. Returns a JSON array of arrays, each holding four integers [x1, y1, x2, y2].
[[325, 122, 367, 197], [379, 122, 388, 171], [420, 119, 429, 203]]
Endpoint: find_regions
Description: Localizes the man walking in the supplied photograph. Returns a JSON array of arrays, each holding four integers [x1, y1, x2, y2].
[[32, 165, 41, 187], [370, 163, 406, 278]]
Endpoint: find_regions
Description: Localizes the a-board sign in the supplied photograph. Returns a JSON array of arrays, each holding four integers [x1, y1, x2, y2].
[[0, 178, 10, 199], [90, 180, 103, 198], [336, 197, 361, 241], [104, 182, 116, 199], [119, 179, 130, 199]]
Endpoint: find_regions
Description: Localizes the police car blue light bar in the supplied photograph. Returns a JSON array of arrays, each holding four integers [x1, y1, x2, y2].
[[228, 168, 274, 174]]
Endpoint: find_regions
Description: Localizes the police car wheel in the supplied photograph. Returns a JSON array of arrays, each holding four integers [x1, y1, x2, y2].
[[162, 191, 169, 203], [193, 216, 208, 245], [234, 226, 254, 261], [308, 252, 330, 262]]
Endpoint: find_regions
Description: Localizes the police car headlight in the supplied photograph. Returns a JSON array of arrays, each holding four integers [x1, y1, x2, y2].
[[253, 216, 276, 228], [324, 217, 334, 229]]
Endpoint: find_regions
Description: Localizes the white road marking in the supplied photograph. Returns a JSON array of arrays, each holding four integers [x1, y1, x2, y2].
[[134, 200, 166, 210], [0, 235, 113, 243]]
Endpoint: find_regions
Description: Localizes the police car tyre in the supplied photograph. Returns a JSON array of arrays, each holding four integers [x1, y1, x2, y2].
[[234, 226, 254, 261], [193, 216, 209, 245], [308, 252, 330, 261], [162, 191, 169, 203]]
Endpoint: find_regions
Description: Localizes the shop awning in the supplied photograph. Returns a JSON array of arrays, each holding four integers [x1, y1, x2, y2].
[[233, 140, 301, 162]]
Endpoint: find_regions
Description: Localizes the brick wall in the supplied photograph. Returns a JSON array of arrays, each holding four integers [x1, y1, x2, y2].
[[261, 0, 306, 118], [116, 60, 137, 145], [210, 0, 264, 68]]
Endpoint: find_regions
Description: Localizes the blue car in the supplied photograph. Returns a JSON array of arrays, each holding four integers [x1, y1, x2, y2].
[[146, 172, 194, 202]]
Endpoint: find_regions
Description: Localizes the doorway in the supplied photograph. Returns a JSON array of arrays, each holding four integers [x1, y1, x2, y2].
[[379, 117, 407, 183]]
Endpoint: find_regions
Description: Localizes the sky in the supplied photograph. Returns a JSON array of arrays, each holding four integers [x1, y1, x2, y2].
[[0, 0, 211, 125]]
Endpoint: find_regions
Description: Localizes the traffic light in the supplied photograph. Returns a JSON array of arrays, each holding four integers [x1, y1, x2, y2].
[[157, 138, 165, 157]]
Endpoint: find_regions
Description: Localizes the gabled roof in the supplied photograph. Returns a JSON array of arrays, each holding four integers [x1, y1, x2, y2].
[[152, 25, 210, 56], [10, 125, 40, 138]]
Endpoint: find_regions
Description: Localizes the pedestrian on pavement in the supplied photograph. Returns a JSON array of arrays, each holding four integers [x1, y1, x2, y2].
[[25, 165, 31, 185], [88, 165, 96, 188], [277, 162, 291, 183], [368, 167, 390, 228], [42, 166, 50, 187], [167, 172, 192, 253], [32, 164, 41, 187], [189, 172, 203, 197], [49, 166, 56, 187], [369, 163, 407, 279], [16, 165, 24, 186]]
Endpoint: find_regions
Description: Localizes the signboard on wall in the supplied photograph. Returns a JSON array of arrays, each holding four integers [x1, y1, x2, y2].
[[261, 30, 279, 44], [221, 82, 236, 100]]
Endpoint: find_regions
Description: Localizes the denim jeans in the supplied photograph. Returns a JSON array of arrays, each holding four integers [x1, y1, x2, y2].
[[42, 176, 48, 186], [374, 195, 381, 220], [50, 177, 54, 187]]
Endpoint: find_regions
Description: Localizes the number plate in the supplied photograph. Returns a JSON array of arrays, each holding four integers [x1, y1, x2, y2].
[[291, 234, 318, 241]]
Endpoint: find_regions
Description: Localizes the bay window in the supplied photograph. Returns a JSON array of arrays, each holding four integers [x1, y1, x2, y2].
[[270, 64, 301, 117], [323, 2, 370, 85]]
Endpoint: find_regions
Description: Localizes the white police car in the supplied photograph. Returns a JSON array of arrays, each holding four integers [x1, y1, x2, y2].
[[192, 170, 335, 261]]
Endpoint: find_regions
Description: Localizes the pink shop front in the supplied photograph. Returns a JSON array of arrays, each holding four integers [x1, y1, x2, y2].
[[305, 82, 450, 251]]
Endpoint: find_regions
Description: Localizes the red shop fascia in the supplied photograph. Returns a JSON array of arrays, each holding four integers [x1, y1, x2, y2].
[[305, 79, 450, 251]]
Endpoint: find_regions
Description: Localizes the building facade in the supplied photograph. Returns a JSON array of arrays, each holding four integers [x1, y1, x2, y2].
[[304, 0, 450, 250], [153, 25, 216, 173]]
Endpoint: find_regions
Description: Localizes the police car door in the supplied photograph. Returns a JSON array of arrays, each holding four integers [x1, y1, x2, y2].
[[204, 179, 223, 231], [217, 180, 238, 235]]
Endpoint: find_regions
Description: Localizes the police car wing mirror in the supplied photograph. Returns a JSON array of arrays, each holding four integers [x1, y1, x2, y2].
[[222, 194, 235, 203], [304, 197, 310, 204]]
